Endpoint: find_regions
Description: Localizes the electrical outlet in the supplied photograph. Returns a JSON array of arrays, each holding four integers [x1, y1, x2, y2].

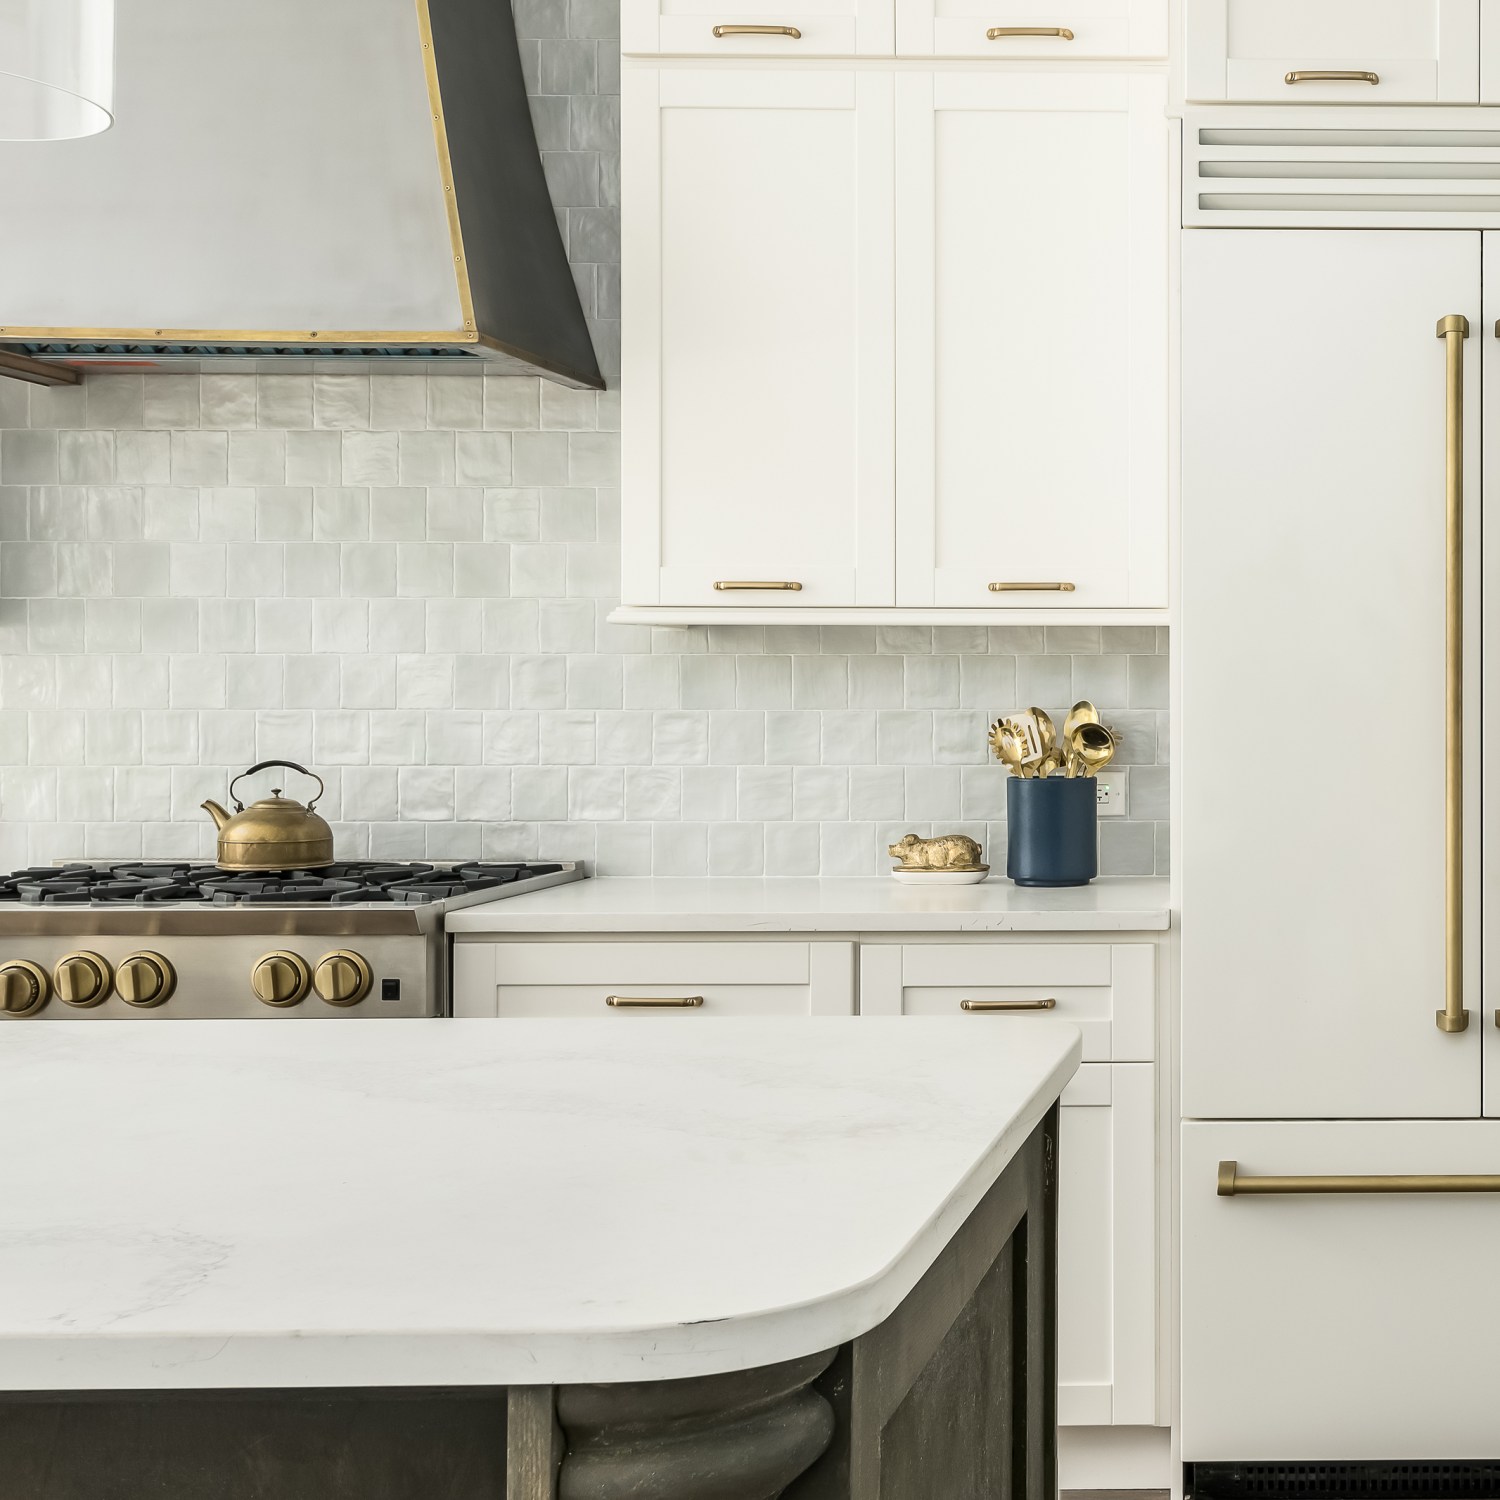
[[1094, 771, 1126, 818]]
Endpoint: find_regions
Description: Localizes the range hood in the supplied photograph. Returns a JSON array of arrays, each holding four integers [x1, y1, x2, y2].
[[0, 0, 602, 388]]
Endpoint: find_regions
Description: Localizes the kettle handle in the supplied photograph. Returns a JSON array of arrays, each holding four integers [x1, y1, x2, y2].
[[229, 760, 325, 812]]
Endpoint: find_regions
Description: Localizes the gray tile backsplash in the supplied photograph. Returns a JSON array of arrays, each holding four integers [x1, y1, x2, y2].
[[0, 0, 1167, 877]]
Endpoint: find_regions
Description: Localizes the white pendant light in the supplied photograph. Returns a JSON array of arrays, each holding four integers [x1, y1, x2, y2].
[[0, 0, 114, 141]]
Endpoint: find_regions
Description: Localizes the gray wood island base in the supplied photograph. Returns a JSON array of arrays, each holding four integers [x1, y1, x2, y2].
[[0, 1022, 1077, 1500]]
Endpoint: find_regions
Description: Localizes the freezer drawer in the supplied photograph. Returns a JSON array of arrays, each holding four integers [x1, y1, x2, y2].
[[1182, 1120, 1500, 1460]]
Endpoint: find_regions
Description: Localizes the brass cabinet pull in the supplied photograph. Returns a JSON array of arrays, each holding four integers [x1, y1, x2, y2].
[[1218, 1160, 1500, 1196], [713, 580, 803, 591], [712, 24, 802, 36], [988, 581, 1076, 593], [605, 995, 705, 1008], [960, 998, 1058, 1012], [1284, 70, 1380, 85], [986, 25, 1074, 39], [1437, 313, 1469, 1034]]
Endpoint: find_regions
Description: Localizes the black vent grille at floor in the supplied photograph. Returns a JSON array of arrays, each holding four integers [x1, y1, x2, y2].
[[1190, 1463, 1500, 1500]]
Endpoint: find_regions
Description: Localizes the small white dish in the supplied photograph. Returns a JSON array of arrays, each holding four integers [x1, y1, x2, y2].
[[889, 866, 990, 886]]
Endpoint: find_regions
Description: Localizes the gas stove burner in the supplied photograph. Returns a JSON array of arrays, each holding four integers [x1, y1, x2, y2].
[[384, 863, 566, 905]]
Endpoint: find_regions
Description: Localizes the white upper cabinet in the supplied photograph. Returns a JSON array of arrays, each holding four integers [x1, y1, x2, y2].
[[1185, 0, 1480, 103], [622, 0, 894, 56], [898, 0, 1164, 60], [893, 72, 1168, 609], [621, 69, 896, 608]]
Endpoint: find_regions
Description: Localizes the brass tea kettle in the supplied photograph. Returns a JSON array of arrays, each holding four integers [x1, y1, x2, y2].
[[202, 760, 335, 871]]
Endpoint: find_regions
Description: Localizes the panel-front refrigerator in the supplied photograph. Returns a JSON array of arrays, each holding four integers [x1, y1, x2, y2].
[[1181, 228, 1500, 1463]]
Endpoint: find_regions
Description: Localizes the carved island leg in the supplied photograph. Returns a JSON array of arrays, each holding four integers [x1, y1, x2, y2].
[[512, 1348, 839, 1500]]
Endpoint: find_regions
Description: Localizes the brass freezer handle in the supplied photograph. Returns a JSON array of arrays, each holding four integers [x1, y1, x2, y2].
[[1437, 313, 1469, 1034], [712, 24, 802, 36], [988, 581, 1076, 593], [605, 995, 705, 1008], [713, 580, 803, 591], [1218, 1161, 1500, 1196], [961, 998, 1057, 1012], [986, 25, 1074, 39], [1284, 70, 1380, 86]]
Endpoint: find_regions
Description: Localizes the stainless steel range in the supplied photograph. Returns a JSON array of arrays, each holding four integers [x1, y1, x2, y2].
[[0, 861, 584, 1020]]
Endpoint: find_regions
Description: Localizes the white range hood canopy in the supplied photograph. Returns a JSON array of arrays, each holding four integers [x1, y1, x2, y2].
[[0, 0, 602, 386]]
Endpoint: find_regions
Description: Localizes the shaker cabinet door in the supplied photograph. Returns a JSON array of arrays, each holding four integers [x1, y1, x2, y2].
[[1185, 0, 1478, 103], [621, 68, 896, 609], [893, 72, 1168, 609], [1181, 230, 1481, 1119]]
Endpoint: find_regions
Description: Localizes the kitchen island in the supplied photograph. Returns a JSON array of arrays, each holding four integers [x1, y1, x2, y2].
[[0, 1018, 1079, 1499]]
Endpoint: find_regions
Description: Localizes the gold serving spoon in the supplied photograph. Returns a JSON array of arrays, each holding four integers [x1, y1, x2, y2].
[[1069, 720, 1117, 778], [991, 722, 1033, 778], [1061, 700, 1099, 776]]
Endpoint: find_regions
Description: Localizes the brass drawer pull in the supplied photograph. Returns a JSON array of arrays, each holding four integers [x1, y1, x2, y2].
[[986, 25, 1074, 39], [1284, 70, 1379, 85], [1218, 1160, 1500, 1196], [960, 998, 1057, 1012], [605, 995, 705, 1008], [988, 581, 1076, 593], [712, 24, 802, 37], [713, 580, 804, 591], [1437, 313, 1469, 1034]]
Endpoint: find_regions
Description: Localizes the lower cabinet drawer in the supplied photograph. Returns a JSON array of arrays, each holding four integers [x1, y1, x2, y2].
[[859, 942, 1155, 1060], [1182, 1119, 1500, 1459], [451, 940, 856, 1018]]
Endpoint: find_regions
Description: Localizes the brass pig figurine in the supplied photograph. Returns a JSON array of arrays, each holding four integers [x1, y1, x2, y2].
[[887, 833, 985, 871]]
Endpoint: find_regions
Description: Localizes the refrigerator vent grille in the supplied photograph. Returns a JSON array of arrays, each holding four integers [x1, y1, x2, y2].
[[1185, 109, 1500, 227], [1192, 1462, 1500, 1500]]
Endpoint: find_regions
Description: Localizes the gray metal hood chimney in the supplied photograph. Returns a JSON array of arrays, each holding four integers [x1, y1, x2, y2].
[[0, 0, 603, 387]]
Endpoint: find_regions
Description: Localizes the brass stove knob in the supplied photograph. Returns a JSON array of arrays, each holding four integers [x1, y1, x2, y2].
[[117, 952, 175, 1009], [252, 951, 311, 1008], [313, 950, 372, 1008], [0, 960, 50, 1017], [54, 952, 112, 1008]]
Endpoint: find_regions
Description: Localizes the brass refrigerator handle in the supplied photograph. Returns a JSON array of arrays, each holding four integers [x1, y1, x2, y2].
[[988, 581, 1076, 593], [1437, 313, 1469, 1034], [986, 25, 1074, 39], [1218, 1160, 1500, 1196], [712, 24, 802, 36], [960, 998, 1058, 1012], [605, 995, 705, 1008], [1284, 70, 1380, 85], [713, 580, 803, 591]]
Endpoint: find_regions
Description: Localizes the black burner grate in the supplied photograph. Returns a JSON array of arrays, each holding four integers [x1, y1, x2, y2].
[[0, 861, 565, 908]]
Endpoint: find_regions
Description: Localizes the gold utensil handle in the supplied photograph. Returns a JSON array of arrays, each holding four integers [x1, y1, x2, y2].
[[605, 995, 705, 1008], [1217, 1160, 1500, 1196], [988, 581, 1076, 593], [1437, 313, 1469, 1034], [713, 580, 804, 591], [960, 998, 1058, 1012], [986, 25, 1074, 38], [1284, 69, 1380, 85], [712, 24, 802, 36]]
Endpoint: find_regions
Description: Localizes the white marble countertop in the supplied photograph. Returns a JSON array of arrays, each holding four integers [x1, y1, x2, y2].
[[0, 1018, 1078, 1392], [445, 877, 1171, 934]]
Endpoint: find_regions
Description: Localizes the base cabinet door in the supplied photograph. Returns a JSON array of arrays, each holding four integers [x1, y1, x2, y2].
[[621, 68, 895, 608], [893, 71, 1167, 609], [1184, 0, 1479, 102], [1182, 1120, 1500, 1459], [1058, 1063, 1157, 1426]]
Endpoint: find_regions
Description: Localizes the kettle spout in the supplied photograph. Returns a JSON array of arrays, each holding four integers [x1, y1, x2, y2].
[[200, 799, 231, 831]]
